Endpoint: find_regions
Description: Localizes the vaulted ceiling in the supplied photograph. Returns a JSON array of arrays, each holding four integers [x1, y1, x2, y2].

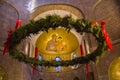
[[0, 0, 120, 50]]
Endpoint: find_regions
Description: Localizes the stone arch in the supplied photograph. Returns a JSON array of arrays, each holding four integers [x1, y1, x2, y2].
[[29, 4, 85, 47]]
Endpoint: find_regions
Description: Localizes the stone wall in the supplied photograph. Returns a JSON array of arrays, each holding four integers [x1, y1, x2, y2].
[[0, 0, 120, 80], [0, 52, 23, 80], [97, 43, 120, 80]]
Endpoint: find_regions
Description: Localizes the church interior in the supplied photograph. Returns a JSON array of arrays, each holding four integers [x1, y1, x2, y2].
[[0, 0, 120, 80]]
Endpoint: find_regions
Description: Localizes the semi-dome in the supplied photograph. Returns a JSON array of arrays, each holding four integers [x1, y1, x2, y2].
[[36, 28, 80, 56], [35, 28, 81, 72]]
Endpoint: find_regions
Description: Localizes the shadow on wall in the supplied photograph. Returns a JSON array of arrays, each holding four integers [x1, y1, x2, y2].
[[115, 0, 120, 17], [73, 77, 79, 80]]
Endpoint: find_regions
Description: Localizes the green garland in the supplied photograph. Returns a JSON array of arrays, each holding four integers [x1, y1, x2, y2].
[[9, 15, 108, 67]]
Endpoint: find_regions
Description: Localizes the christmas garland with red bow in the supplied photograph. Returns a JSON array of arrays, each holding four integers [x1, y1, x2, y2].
[[3, 15, 112, 67]]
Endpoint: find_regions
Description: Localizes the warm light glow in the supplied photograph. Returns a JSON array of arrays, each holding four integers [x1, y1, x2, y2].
[[35, 28, 81, 72], [109, 57, 120, 80], [35, 28, 79, 54]]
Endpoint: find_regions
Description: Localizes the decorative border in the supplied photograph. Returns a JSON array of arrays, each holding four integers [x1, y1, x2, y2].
[[9, 15, 108, 67]]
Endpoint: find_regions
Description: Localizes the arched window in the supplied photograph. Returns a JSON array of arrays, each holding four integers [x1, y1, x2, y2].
[[55, 57, 61, 71], [73, 54, 77, 59], [38, 55, 43, 71], [73, 53, 78, 68], [38, 55, 43, 61]]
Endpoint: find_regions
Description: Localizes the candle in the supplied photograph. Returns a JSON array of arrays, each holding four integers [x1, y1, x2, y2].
[[33, 47, 39, 75], [80, 44, 85, 56], [86, 64, 90, 73], [15, 20, 22, 29], [35, 47, 38, 58], [80, 41, 90, 73], [101, 20, 113, 51], [33, 65, 36, 75], [3, 28, 13, 55]]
